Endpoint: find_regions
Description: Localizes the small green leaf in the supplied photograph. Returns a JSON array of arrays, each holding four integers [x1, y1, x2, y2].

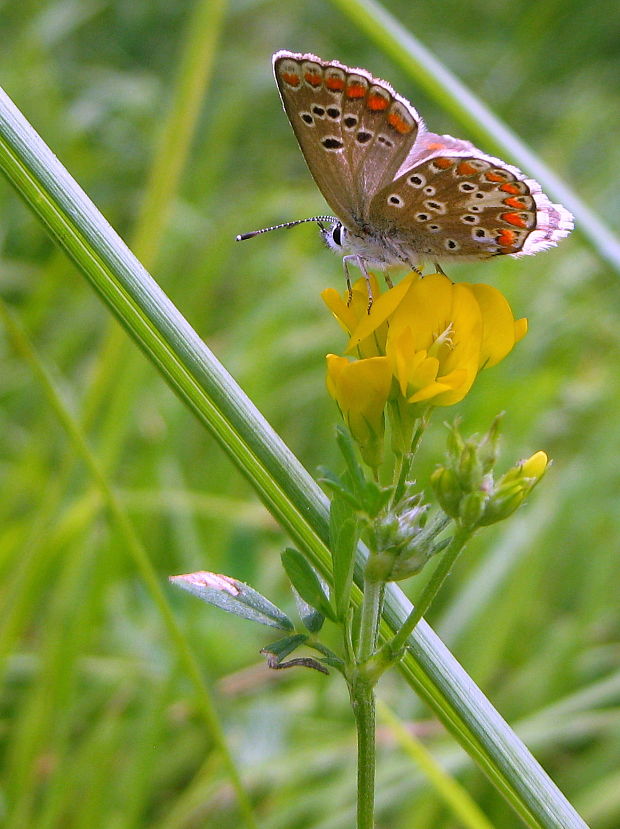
[[169, 571, 294, 630], [335, 425, 366, 496], [317, 468, 360, 510], [261, 634, 328, 674], [360, 480, 392, 517], [319, 655, 346, 674], [281, 548, 337, 622], [329, 493, 359, 620], [261, 633, 308, 662], [292, 587, 325, 633]]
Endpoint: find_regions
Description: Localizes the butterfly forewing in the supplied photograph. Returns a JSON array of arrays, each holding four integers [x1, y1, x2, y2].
[[273, 51, 422, 228]]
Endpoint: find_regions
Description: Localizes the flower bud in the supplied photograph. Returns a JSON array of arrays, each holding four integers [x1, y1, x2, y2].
[[520, 450, 549, 480], [459, 491, 488, 529], [458, 443, 483, 491], [446, 421, 465, 457], [325, 354, 392, 469], [478, 415, 503, 473], [478, 451, 550, 525], [479, 488, 525, 525], [431, 466, 463, 518]]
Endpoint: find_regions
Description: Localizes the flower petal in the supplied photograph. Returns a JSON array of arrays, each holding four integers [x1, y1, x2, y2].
[[347, 273, 417, 350], [467, 283, 526, 368]]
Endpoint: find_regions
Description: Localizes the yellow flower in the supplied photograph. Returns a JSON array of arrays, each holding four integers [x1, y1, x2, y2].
[[325, 273, 526, 408], [321, 275, 387, 358], [325, 353, 392, 468], [466, 283, 528, 369], [519, 450, 549, 480], [478, 450, 550, 526]]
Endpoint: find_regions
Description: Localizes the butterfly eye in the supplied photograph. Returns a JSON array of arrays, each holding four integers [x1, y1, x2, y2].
[[332, 223, 344, 247]]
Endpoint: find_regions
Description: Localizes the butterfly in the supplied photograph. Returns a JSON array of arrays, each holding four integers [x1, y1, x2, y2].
[[237, 50, 573, 285]]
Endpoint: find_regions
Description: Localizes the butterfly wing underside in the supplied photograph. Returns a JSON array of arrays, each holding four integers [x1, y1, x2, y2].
[[368, 133, 573, 260], [273, 51, 424, 228]]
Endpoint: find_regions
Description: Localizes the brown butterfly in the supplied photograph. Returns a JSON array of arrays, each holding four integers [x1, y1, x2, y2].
[[238, 51, 573, 284]]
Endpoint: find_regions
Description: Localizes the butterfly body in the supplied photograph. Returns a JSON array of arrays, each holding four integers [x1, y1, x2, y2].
[[272, 50, 573, 274]]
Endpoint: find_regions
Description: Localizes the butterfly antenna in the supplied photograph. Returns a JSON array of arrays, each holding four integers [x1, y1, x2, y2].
[[235, 216, 338, 241]]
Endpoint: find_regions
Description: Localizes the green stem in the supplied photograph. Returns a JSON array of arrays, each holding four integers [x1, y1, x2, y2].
[[392, 411, 429, 505], [357, 575, 384, 662], [350, 676, 376, 829], [381, 526, 472, 666]]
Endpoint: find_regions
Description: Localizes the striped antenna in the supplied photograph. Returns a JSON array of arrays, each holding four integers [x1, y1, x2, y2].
[[235, 216, 338, 241]]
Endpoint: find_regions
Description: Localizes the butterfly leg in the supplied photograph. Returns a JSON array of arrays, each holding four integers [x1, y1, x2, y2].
[[433, 262, 447, 276], [342, 256, 353, 306], [343, 254, 376, 312], [384, 273, 394, 289], [354, 255, 376, 313], [403, 257, 423, 277]]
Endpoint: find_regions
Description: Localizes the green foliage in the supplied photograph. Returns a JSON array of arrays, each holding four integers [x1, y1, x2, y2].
[[170, 570, 294, 630], [329, 490, 359, 619], [1, 0, 619, 827], [281, 548, 337, 622]]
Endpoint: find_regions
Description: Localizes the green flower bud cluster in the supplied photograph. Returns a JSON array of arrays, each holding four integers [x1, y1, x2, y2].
[[431, 419, 549, 530], [365, 486, 449, 582]]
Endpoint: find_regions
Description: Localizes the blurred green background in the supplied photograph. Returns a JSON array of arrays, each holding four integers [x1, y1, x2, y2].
[[1, 0, 619, 826]]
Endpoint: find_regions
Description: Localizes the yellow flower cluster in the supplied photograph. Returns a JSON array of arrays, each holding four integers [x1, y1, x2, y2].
[[323, 273, 527, 466]]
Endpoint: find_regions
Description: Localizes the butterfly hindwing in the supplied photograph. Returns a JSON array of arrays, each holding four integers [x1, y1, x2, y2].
[[368, 134, 573, 260]]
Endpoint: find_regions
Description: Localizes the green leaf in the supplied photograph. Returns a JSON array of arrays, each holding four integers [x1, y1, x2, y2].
[[360, 480, 392, 517], [317, 467, 361, 510], [170, 571, 294, 630], [335, 426, 366, 499], [281, 549, 336, 622], [260, 633, 308, 662], [292, 587, 325, 633], [318, 655, 346, 673], [261, 634, 328, 675], [329, 493, 359, 620]]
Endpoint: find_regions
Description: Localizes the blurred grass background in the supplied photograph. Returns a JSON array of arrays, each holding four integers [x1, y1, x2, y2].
[[1, 0, 619, 827]]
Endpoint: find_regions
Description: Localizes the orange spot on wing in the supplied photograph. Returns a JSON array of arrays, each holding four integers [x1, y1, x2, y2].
[[501, 212, 527, 228], [387, 112, 413, 134], [500, 182, 522, 195], [426, 142, 446, 151], [456, 161, 477, 176], [304, 71, 322, 87], [503, 196, 527, 209], [496, 229, 517, 247], [485, 171, 507, 182], [433, 157, 453, 169], [281, 72, 300, 87], [346, 83, 366, 99], [325, 76, 345, 91], [367, 94, 389, 111]]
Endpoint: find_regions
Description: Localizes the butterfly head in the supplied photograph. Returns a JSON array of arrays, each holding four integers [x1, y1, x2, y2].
[[318, 219, 347, 254]]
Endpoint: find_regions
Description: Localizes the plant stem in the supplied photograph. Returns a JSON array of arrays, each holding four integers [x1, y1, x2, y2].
[[357, 575, 384, 661], [392, 412, 429, 504], [350, 676, 376, 829], [351, 569, 387, 827], [381, 526, 472, 665]]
